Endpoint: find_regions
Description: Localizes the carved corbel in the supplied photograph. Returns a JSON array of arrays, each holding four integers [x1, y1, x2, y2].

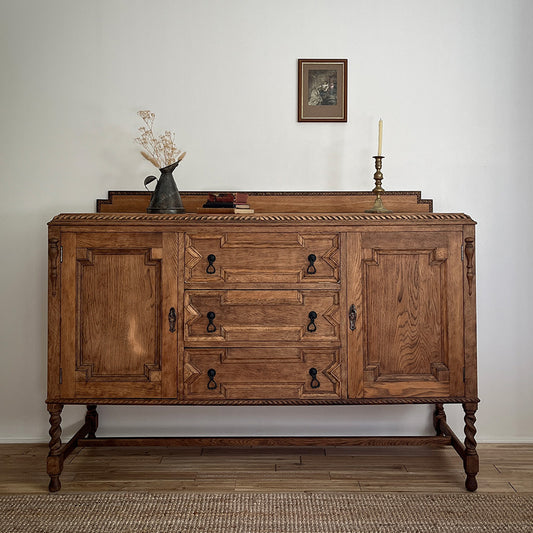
[[464, 238, 475, 296], [48, 239, 59, 296]]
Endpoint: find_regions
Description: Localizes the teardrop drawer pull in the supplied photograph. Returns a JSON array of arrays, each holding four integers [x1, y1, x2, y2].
[[206, 311, 217, 333], [206, 254, 216, 274], [307, 311, 317, 332], [307, 254, 317, 274], [207, 368, 217, 389], [309, 367, 320, 388]]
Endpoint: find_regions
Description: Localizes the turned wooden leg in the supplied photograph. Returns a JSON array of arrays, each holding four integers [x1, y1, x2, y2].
[[86, 404, 98, 439], [433, 403, 446, 436], [46, 403, 64, 492], [463, 401, 479, 492]]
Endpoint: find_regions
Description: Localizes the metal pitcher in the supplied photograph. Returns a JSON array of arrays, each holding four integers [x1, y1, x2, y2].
[[144, 160, 185, 214]]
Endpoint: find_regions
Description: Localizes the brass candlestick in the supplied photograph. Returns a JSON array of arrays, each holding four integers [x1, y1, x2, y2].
[[365, 155, 392, 213]]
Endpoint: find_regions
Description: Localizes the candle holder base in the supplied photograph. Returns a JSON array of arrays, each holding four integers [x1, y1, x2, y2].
[[365, 197, 391, 214]]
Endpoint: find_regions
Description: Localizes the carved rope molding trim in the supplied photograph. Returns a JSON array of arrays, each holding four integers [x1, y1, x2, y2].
[[46, 397, 480, 406], [50, 213, 473, 224]]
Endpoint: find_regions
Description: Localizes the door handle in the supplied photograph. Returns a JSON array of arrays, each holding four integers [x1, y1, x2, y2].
[[168, 308, 177, 333], [349, 304, 357, 331]]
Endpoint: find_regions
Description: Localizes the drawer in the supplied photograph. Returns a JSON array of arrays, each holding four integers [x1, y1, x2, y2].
[[184, 290, 341, 344], [183, 347, 343, 400], [185, 232, 340, 284]]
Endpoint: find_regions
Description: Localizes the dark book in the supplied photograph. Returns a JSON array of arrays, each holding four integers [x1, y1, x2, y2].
[[202, 201, 235, 208]]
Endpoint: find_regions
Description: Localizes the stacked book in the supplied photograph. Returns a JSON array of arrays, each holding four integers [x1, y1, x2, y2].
[[198, 193, 254, 214]]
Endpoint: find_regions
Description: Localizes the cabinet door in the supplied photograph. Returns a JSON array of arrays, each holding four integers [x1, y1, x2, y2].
[[59, 232, 178, 399], [347, 231, 464, 398]]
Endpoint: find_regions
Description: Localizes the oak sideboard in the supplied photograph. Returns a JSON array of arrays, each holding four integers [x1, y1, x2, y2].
[[46, 191, 478, 492]]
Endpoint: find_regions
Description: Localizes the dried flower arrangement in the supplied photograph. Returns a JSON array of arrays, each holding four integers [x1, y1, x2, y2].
[[135, 110, 186, 169]]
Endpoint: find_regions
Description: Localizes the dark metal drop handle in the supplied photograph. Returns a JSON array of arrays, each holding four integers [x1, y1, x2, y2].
[[207, 368, 217, 389], [206, 311, 217, 333], [307, 254, 317, 274], [309, 367, 320, 389], [168, 308, 177, 333], [349, 304, 357, 331], [307, 311, 317, 332], [206, 254, 216, 274]]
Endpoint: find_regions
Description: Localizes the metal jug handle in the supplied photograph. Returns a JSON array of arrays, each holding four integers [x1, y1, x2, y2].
[[144, 175, 158, 191]]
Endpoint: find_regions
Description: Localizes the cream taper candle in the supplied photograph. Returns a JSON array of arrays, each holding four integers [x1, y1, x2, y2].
[[377, 119, 383, 156]]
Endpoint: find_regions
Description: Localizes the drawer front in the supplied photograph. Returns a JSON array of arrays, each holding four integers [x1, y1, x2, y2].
[[184, 290, 341, 344], [183, 348, 343, 400], [185, 232, 340, 284]]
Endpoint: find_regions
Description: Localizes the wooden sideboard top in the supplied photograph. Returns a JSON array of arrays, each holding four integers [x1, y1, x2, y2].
[[48, 190, 475, 225]]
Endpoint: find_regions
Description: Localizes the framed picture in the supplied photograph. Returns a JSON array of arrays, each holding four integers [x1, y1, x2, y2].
[[298, 59, 347, 122]]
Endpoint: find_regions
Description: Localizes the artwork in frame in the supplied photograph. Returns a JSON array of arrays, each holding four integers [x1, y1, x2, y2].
[[298, 59, 347, 122]]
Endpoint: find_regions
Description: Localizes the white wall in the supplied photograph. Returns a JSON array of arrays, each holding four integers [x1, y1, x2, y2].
[[1, 0, 532, 443]]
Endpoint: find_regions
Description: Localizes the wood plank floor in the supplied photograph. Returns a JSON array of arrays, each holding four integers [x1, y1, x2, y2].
[[1, 443, 532, 494]]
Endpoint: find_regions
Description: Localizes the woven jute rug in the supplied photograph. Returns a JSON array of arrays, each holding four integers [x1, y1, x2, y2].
[[1, 492, 532, 533]]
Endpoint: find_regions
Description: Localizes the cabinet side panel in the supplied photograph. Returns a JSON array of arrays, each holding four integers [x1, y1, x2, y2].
[[447, 232, 466, 396]]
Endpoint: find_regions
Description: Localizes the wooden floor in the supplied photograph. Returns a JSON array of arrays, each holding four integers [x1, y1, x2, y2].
[[1, 443, 532, 494]]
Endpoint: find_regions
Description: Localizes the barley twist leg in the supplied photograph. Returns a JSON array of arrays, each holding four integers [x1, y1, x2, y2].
[[46, 403, 64, 492], [463, 401, 479, 491]]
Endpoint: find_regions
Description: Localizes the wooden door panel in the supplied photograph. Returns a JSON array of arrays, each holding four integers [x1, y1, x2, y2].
[[61, 232, 178, 399], [185, 232, 340, 284], [76, 249, 161, 381], [183, 348, 343, 400], [364, 249, 446, 377], [350, 232, 464, 398], [184, 290, 340, 345]]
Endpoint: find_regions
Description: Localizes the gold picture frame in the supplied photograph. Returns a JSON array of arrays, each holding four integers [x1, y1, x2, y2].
[[298, 59, 347, 122]]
